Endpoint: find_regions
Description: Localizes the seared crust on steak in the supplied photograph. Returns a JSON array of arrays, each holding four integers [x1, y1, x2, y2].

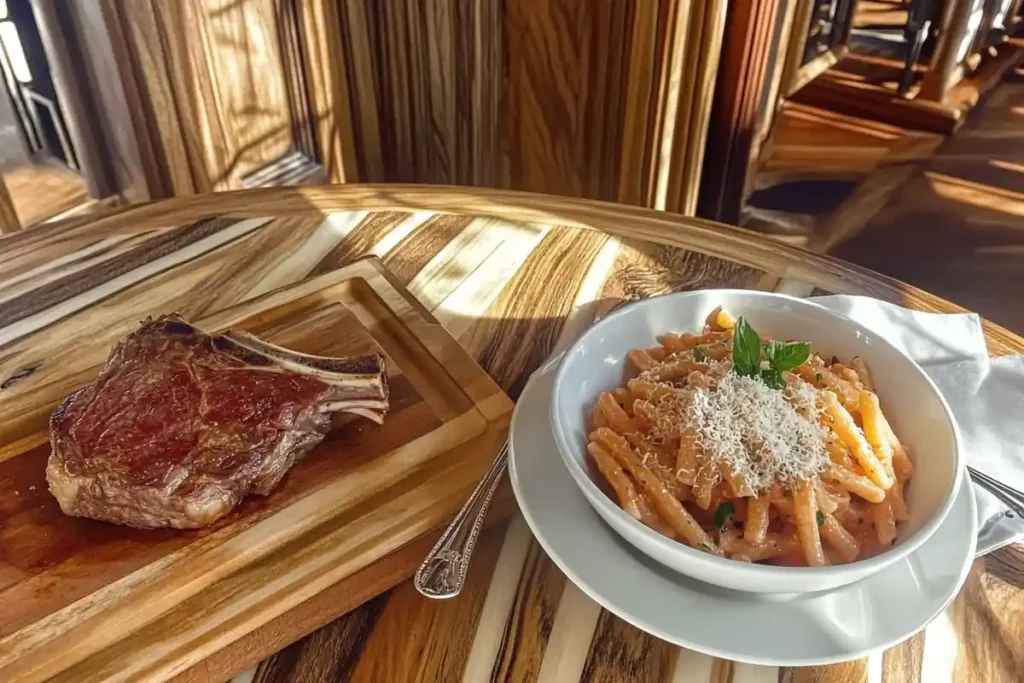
[[46, 314, 388, 529]]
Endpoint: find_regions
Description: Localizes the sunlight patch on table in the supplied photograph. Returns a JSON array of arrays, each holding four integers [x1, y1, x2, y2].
[[243, 211, 368, 299], [461, 516, 533, 683]]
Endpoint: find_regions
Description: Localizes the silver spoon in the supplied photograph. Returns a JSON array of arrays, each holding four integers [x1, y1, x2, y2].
[[415, 305, 622, 598], [414, 442, 509, 598]]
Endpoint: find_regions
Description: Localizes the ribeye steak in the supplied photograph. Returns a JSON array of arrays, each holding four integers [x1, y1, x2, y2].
[[47, 314, 389, 529]]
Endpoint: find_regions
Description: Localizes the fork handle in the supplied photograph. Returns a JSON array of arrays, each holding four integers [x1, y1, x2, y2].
[[415, 442, 509, 599], [969, 466, 1024, 517]]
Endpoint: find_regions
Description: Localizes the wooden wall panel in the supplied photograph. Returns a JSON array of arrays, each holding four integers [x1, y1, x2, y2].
[[48, 0, 766, 215], [337, 0, 728, 209], [63, 1, 158, 201], [502, 0, 636, 200], [658, 0, 729, 215], [188, 0, 295, 188], [105, 0, 211, 195], [338, 0, 501, 186], [593, 0, 727, 214], [26, 0, 111, 198], [295, 0, 359, 184], [94, 0, 355, 197], [698, 0, 789, 224]]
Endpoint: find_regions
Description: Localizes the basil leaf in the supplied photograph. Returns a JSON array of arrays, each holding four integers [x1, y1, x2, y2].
[[765, 341, 811, 372], [732, 317, 761, 376], [816, 511, 825, 526], [692, 346, 707, 361], [713, 501, 735, 530], [762, 340, 785, 365], [760, 367, 785, 390]]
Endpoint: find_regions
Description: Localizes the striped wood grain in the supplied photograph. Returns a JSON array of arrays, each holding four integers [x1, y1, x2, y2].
[[338, 0, 501, 186], [1, 186, 1021, 683]]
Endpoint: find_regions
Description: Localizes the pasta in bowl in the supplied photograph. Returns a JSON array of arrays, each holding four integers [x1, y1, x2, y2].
[[550, 290, 963, 594]]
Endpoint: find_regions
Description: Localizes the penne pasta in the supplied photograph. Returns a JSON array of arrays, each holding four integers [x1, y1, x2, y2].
[[692, 455, 716, 510], [586, 307, 913, 567], [820, 513, 860, 563], [612, 387, 635, 415], [859, 390, 895, 481], [627, 378, 678, 403], [598, 391, 637, 435], [870, 498, 898, 547], [718, 461, 754, 498], [793, 480, 826, 567], [744, 496, 770, 544], [850, 357, 873, 391], [676, 426, 699, 486], [628, 348, 659, 372], [593, 428, 720, 554], [823, 391, 894, 491], [814, 480, 839, 514], [823, 464, 887, 503], [643, 357, 710, 382], [588, 442, 645, 520], [647, 346, 669, 362], [888, 479, 910, 522]]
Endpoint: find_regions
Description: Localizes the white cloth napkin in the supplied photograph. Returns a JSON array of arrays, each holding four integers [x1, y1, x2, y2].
[[813, 295, 1024, 555]]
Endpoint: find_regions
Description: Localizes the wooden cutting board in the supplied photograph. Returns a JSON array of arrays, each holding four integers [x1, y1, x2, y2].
[[0, 257, 513, 682]]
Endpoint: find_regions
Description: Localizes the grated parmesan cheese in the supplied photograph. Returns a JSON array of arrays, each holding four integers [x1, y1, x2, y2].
[[686, 373, 829, 492]]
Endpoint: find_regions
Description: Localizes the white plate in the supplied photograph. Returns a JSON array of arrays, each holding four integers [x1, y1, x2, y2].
[[508, 358, 978, 666]]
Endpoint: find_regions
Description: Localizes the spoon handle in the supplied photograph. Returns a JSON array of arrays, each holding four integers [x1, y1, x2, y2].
[[414, 442, 509, 598]]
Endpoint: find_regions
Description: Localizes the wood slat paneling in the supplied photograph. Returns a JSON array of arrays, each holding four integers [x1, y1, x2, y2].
[[294, 0, 359, 184], [502, 0, 646, 201], [97, 0, 355, 196], [338, 0, 502, 186], [698, 0, 787, 224]]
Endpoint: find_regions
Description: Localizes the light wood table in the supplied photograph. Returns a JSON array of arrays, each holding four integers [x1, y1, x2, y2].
[[2, 186, 1021, 683]]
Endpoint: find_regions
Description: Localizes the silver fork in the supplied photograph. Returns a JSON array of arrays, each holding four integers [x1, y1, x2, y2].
[[969, 466, 1024, 518]]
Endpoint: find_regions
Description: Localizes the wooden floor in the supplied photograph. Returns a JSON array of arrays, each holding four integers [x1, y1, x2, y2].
[[751, 69, 1024, 335], [745, 102, 943, 246], [835, 72, 1024, 335], [1, 159, 89, 229], [853, 0, 909, 29]]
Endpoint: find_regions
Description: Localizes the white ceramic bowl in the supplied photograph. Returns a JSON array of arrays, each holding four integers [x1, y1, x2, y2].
[[550, 289, 964, 594]]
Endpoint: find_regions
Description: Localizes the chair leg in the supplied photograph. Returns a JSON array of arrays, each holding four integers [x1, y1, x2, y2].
[[899, 18, 931, 95]]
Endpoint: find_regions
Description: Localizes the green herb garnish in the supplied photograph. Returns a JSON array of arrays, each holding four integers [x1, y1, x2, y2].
[[816, 511, 825, 526], [692, 346, 707, 362], [713, 501, 735, 530], [763, 340, 812, 372], [815, 373, 822, 382], [760, 367, 785, 390], [732, 318, 762, 377], [731, 317, 811, 390]]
